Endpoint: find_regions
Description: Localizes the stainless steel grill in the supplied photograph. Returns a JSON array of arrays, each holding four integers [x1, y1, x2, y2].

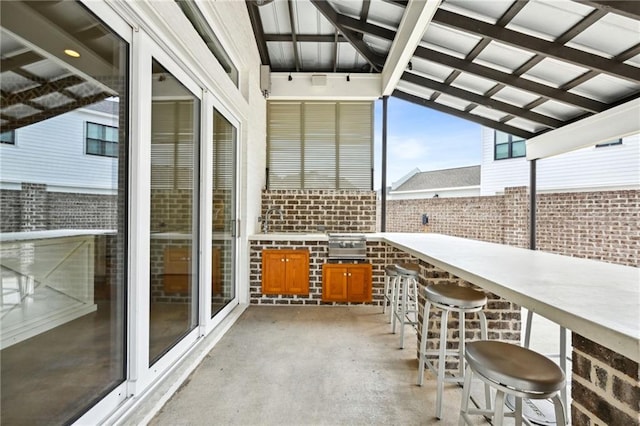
[[327, 234, 367, 260]]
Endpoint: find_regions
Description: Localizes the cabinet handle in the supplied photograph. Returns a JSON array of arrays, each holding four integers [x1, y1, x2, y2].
[[343, 272, 347, 276], [286, 258, 290, 262], [348, 273, 352, 276], [281, 258, 285, 262]]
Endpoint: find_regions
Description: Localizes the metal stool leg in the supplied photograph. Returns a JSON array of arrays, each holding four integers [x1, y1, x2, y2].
[[436, 308, 449, 419], [417, 298, 432, 386], [524, 309, 569, 424]]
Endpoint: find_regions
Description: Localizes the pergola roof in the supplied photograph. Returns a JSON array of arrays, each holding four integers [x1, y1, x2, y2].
[[247, 0, 640, 139]]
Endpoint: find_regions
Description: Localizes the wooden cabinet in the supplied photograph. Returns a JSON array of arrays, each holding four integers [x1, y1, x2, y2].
[[163, 247, 222, 294], [164, 247, 191, 293], [322, 263, 372, 302], [262, 249, 310, 295]]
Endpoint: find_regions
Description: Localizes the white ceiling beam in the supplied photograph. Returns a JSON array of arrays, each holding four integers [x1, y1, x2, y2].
[[381, 0, 441, 96], [526, 99, 640, 160]]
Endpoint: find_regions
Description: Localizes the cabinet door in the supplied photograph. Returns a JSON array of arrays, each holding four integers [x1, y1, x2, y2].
[[286, 251, 310, 295], [322, 264, 348, 302], [347, 264, 372, 302], [262, 250, 287, 294]]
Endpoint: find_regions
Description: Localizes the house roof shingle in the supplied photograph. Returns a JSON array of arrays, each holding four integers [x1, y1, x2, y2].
[[393, 165, 480, 192]]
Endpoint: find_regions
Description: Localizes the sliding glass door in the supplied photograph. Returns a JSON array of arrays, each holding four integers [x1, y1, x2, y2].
[[148, 59, 200, 364], [211, 109, 237, 317]]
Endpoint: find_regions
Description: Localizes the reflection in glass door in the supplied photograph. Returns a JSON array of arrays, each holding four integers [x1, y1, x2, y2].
[[149, 59, 200, 364], [211, 110, 236, 316], [0, 2, 128, 423]]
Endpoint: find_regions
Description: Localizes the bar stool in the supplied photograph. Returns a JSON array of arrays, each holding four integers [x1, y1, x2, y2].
[[507, 310, 569, 424], [391, 262, 420, 349], [381, 264, 399, 323], [417, 283, 489, 419], [459, 340, 567, 426]]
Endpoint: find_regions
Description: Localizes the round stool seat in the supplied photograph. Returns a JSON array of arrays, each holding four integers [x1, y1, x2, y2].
[[466, 341, 565, 394], [385, 265, 399, 276], [424, 284, 487, 308], [394, 262, 419, 277]]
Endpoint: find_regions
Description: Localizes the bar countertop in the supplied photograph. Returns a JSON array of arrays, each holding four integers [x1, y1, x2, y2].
[[381, 232, 640, 362]]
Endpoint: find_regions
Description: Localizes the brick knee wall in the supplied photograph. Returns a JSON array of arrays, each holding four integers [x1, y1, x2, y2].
[[571, 334, 640, 425]]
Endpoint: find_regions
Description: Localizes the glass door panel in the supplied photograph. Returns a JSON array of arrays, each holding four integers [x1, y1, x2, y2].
[[149, 59, 199, 364], [0, 2, 128, 423], [211, 109, 236, 316]]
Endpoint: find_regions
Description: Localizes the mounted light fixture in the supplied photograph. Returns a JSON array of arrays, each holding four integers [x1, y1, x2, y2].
[[64, 49, 80, 58]]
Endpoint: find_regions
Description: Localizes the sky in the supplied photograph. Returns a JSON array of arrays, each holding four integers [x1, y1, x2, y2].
[[373, 96, 482, 190]]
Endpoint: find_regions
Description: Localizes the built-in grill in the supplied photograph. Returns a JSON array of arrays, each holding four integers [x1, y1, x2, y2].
[[327, 233, 367, 261]]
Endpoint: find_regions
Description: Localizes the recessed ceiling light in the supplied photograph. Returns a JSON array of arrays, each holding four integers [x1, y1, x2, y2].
[[64, 49, 80, 58]]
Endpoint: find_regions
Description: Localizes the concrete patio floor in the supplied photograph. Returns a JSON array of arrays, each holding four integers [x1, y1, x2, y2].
[[147, 305, 498, 426]]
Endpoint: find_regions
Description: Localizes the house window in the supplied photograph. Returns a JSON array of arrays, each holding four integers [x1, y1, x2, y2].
[[495, 130, 526, 160], [1, 130, 15, 145], [86, 122, 118, 157], [596, 139, 622, 148], [267, 101, 373, 190]]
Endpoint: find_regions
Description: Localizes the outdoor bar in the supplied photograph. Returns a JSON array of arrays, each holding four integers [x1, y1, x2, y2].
[[382, 232, 640, 424]]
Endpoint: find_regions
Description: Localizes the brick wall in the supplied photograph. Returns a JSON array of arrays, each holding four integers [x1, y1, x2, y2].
[[386, 187, 639, 267], [571, 335, 640, 425], [261, 190, 376, 233], [0, 189, 20, 233], [1, 184, 118, 232], [537, 190, 639, 266]]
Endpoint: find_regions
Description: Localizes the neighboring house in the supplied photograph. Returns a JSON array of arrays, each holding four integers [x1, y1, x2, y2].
[[388, 128, 639, 198], [388, 165, 481, 199], [0, 100, 120, 195], [480, 127, 640, 195]]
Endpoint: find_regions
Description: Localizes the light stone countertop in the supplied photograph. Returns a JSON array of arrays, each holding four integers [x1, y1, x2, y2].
[[382, 232, 640, 363]]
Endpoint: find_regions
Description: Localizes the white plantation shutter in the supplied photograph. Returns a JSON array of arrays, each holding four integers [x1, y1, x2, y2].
[[151, 101, 196, 189], [268, 102, 302, 189], [304, 102, 336, 189], [338, 102, 372, 189], [213, 111, 235, 189], [267, 101, 372, 190]]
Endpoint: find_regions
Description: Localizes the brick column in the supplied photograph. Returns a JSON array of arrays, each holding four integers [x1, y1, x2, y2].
[[571, 334, 640, 425]]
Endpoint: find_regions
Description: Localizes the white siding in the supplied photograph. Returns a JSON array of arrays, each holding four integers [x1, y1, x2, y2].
[[388, 187, 480, 200], [480, 127, 640, 195], [0, 108, 119, 193]]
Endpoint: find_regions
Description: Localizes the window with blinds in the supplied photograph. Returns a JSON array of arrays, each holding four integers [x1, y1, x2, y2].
[[151, 100, 198, 189], [267, 101, 373, 190]]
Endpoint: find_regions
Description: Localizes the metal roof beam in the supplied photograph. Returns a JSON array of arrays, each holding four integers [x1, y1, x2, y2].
[[310, 0, 384, 71], [2, 92, 110, 132], [337, 14, 396, 41], [1, 75, 84, 108], [401, 72, 564, 128], [414, 46, 608, 113], [432, 8, 640, 83], [246, 1, 270, 66], [263, 34, 348, 43], [287, 0, 300, 71], [572, 0, 640, 20], [393, 89, 535, 139], [1, 51, 44, 72]]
